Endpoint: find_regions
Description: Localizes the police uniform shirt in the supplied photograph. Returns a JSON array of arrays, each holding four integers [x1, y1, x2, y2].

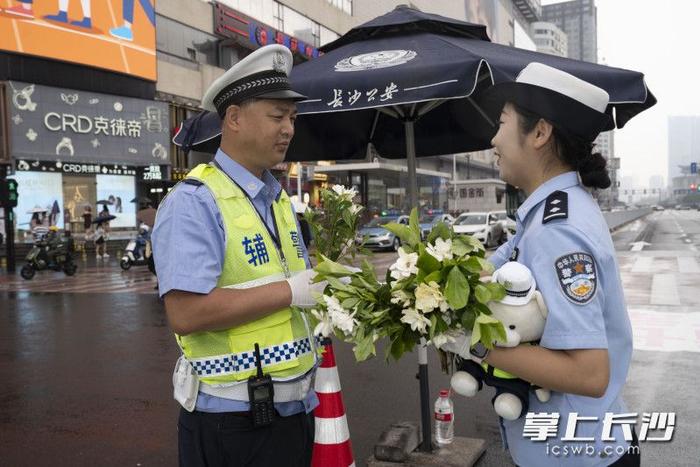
[[152, 149, 315, 415], [489, 172, 634, 466]]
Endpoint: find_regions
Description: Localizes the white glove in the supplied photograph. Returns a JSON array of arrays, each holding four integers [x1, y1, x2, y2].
[[439, 331, 473, 359], [286, 269, 327, 307]]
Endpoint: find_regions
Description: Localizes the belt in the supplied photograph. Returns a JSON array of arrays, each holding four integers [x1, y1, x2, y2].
[[199, 369, 315, 403]]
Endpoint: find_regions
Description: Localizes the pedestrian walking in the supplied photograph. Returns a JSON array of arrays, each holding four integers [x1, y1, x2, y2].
[[152, 44, 323, 466], [442, 63, 639, 466]]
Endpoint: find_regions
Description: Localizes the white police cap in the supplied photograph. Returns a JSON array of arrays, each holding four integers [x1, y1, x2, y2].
[[202, 44, 307, 117], [491, 261, 537, 306], [482, 62, 614, 141]]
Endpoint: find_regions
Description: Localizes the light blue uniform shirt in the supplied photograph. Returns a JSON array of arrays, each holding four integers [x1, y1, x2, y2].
[[489, 172, 633, 466], [152, 149, 317, 415]]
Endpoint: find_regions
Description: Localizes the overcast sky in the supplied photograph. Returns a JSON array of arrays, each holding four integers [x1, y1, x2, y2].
[[540, 0, 700, 188]]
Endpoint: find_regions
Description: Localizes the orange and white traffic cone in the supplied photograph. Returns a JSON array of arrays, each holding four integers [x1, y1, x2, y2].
[[312, 338, 355, 467]]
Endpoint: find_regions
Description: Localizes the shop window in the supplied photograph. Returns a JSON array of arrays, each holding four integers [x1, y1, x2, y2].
[[459, 188, 467, 198]]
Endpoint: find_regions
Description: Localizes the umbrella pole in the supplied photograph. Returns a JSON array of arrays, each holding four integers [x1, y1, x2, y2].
[[405, 119, 432, 453]]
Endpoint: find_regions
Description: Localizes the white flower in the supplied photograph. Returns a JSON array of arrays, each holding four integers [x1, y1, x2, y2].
[[323, 295, 344, 314], [414, 281, 444, 313], [349, 204, 363, 215], [331, 184, 358, 201], [389, 247, 418, 281], [400, 307, 431, 335], [390, 289, 413, 307], [426, 238, 453, 262], [330, 308, 356, 335], [322, 295, 356, 335], [310, 309, 333, 337], [431, 333, 456, 348]]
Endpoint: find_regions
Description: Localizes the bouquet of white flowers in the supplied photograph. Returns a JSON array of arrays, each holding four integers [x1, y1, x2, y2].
[[309, 208, 507, 363]]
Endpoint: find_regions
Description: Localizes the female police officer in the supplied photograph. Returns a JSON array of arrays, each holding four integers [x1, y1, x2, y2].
[[442, 63, 639, 466]]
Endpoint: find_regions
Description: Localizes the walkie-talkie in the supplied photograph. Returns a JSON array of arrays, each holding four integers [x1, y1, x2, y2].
[[248, 343, 275, 427]]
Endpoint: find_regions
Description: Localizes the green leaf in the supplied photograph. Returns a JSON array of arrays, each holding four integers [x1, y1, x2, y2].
[[451, 237, 475, 257], [460, 310, 476, 331], [383, 223, 415, 245], [314, 254, 353, 277], [477, 257, 495, 274], [353, 333, 376, 361], [485, 281, 506, 302], [427, 222, 451, 244], [408, 208, 421, 246], [445, 266, 469, 310], [326, 276, 352, 292], [429, 313, 437, 339], [416, 250, 441, 274], [475, 313, 501, 325], [475, 284, 491, 304], [461, 256, 483, 274], [423, 270, 443, 284], [361, 259, 379, 286]]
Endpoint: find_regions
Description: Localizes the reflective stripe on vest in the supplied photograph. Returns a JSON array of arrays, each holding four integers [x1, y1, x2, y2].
[[176, 163, 316, 385]]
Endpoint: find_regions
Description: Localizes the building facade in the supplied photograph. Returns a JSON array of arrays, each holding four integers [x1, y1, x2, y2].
[[1, 0, 166, 238], [668, 116, 700, 186], [532, 21, 568, 57]]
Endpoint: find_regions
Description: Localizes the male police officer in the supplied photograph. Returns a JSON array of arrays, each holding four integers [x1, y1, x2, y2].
[[152, 44, 325, 466]]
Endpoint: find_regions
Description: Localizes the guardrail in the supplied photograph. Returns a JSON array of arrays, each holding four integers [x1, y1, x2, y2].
[[602, 208, 653, 231]]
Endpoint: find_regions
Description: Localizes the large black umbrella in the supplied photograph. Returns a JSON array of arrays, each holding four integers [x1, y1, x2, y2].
[[92, 214, 116, 225], [172, 5, 656, 451]]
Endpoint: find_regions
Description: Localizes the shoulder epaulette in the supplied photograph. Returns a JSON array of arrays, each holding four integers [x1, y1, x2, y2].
[[542, 190, 568, 224], [182, 178, 203, 186]]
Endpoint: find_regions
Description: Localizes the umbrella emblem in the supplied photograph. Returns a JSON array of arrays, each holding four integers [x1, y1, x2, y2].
[[334, 50, 417, 72]]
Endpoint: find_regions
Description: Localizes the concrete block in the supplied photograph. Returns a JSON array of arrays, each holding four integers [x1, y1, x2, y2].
[[367, 436, 486, 466], [373, 421, 421, 462]]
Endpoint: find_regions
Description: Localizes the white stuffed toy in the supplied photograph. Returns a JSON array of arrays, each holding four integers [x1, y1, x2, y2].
[[450, 262, 551, 421]]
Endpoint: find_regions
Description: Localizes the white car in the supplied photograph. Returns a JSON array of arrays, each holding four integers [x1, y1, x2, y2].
[[493, 210, 516, 240], [452, 211, 505, 248]]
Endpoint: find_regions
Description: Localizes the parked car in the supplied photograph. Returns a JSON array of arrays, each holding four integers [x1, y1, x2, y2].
[[652, 205, 665, 211], [492, 210, 516, 241], [357, 215, 409, 251], [452, 211, 504, 248], [419, 213, 455, 239]]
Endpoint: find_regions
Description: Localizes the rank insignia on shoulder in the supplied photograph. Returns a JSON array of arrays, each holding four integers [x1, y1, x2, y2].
[[182, 178, 203, 186], [542, 190, 568, 224], [555, 252, 597, 304]]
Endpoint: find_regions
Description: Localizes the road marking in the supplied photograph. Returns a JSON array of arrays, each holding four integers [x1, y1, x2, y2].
[[629, 309, 700, 352], [678, 257, 700, 274], [630, 241, 650, 251], [650, 274, 681, 306], [631, 256, 654, 273]]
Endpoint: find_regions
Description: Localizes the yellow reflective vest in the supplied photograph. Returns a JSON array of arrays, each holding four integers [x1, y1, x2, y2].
[[176, 163, 317, 386]]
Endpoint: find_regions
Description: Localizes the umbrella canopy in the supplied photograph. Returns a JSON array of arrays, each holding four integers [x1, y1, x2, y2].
[[173, 5, 655, 161], [26, 206, 48, 214], [92, 214, 116, 224]]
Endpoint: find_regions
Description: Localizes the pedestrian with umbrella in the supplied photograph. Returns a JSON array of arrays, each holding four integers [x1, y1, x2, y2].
[[92, 214, 115, 260]]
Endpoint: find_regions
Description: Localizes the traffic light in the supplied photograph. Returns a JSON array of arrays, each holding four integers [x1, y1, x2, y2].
[[691, 183, 698, 192], [692, 162, 698, 174], [0, 178, 19, 208]]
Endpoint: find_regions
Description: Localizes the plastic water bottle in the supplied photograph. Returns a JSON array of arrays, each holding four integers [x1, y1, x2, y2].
[[434, 389, 454, 445]]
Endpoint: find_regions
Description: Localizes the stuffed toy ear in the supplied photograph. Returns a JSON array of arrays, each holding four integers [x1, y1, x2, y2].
[[534, 291, 549, 319]]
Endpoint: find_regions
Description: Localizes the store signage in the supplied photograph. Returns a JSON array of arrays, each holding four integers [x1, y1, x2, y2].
[[15, 159, 167, 180], [214, 3, 320, 59], [6, 81, 170, 165]]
